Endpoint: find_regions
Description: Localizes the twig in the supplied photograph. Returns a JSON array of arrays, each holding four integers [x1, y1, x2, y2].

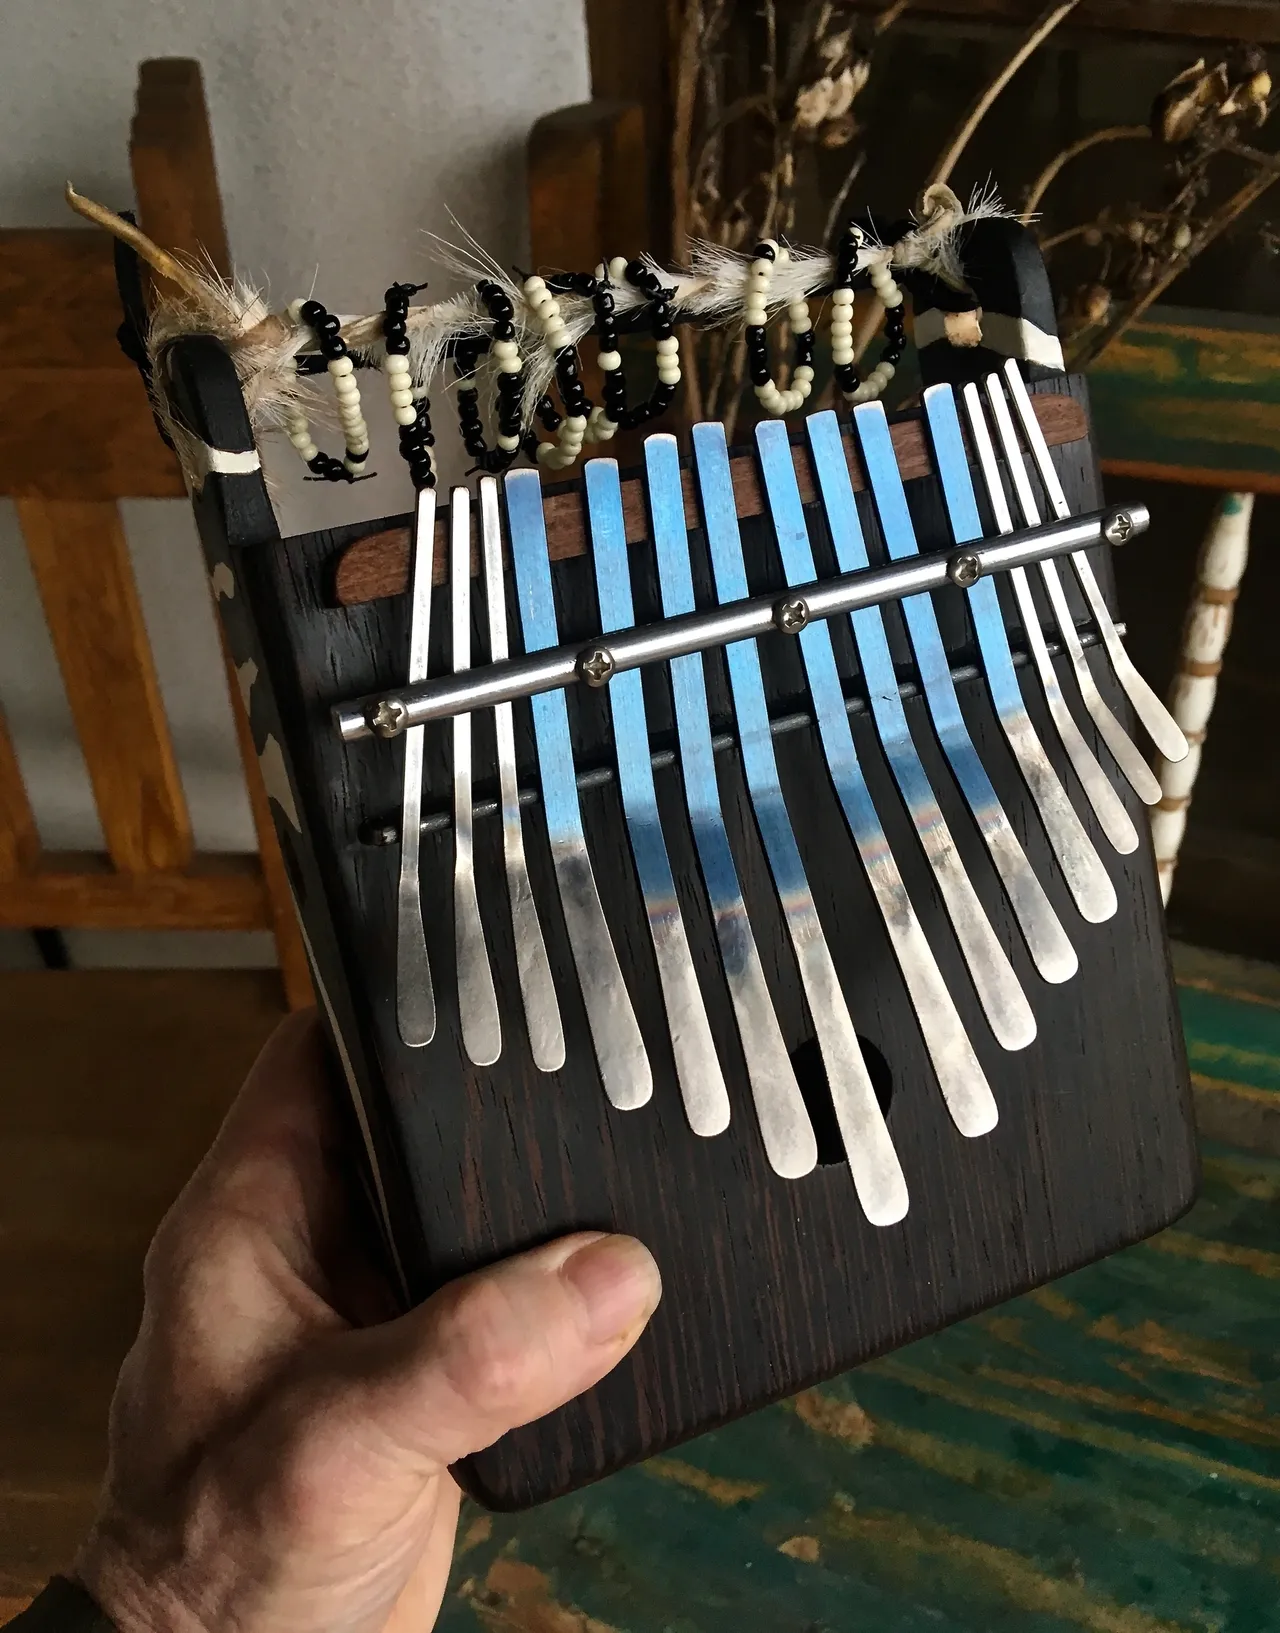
[[823, 150, 867, 245], [670, 0, 704, 263], [873, 0, 911, 33], [1037, 222, 1095, 253], [1022, 124, 1151, 223], [1068, 160, 1280, 370], [926, 0, 1080, 190], [65, 183, 210, 307]]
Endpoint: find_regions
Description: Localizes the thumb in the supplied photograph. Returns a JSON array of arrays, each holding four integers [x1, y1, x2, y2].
[[322, 1231, 662, 1472]]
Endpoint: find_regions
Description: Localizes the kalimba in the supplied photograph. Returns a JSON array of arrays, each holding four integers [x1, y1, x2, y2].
[[137, 208, 1194, 1512]]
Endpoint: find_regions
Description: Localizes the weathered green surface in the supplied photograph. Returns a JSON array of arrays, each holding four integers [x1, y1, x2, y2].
[[440, 946, 1280, 1633], [1087, 305, 1280, 488]]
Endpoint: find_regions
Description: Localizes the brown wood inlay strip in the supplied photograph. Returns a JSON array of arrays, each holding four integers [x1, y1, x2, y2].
[[331, 393, 1089, 607]]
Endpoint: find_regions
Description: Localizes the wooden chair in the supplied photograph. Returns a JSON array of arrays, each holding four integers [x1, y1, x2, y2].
[[0, 60, 310, 1008]]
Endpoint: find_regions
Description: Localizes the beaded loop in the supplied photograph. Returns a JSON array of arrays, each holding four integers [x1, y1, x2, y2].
[[282, 297, 369, 482], [383, 280, 436, 491], [829, 222, 906, 407], [454, 281, 526, 474], [524, 272, 593, 470], [743, 242, 814, 419]]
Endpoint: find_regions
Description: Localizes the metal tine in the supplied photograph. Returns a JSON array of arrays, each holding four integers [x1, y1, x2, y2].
[[450, 487, 501, 1067], [966, 385, 1140, 853], [583, 460, 730, 1139], [395, 484, 437, 1048], [697, 422, 970, 1204], [478, 478, 565, 1073], [505, 469, 652, 1111], [983, 374, 1162, 805], [842, 406, 1076, 988], [1002, 358, 1189, 765], [644, 434, 818, 1180], [922, 386, 1118, 925], [748, 419, 998, 1129]]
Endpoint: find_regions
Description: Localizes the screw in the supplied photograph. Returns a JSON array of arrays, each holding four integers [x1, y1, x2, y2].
[[947, 552, 982, 588], [774, 596, 810, 634], [1105, 509, 1134, 546], [369, 698, 409, 738], [578, 645, 616, 687]]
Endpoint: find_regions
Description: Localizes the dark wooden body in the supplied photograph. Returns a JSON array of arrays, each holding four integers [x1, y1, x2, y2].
[[165, 335, 1196, 1511]]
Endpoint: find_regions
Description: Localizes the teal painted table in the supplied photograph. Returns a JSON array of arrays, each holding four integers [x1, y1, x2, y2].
[[439, 947, 1280, 1633]]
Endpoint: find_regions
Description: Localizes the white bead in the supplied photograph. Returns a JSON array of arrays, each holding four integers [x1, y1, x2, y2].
[[327, 355, 354, 376], [597, 349, 622, 372], [394, 404, 419, 426], [594, 263, 606, 281], [498, 356, 522, 374], [523, 275, 547, 297], [832, 346, 854, 366], [565, 415, 588, 432], [609, 256, 628, 281], [793, 365, 815, 383], [333, 377, 360, 398], [297, 440, 318, 461], [745, 304, 768, 325], [789, 308, 812, 334], [760, 238, 779, 255], [384, 354, 410, 375], [655, 336, 679, 355], [498, 433, 521, 452], [535, 440, 559, 465], [287, 298, 306, 324], [657, 364, 681, 384], [389, 388, 414, 408], [492, 339, 519, 360]]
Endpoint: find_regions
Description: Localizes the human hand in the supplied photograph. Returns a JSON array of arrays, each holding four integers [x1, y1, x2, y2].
[[73, 1012, 662, 1633]]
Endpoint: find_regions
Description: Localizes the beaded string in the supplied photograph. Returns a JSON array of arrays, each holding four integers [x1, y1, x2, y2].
[[382, 281, 436, 492], [299, 298, 370, 479], [522, 273, 591, 470], [617, 260, 680, 430], [454, 280, 526, 474], [830, 223, 906, 407], [586, 256, 628, 444], [743, 241, 815, 419]]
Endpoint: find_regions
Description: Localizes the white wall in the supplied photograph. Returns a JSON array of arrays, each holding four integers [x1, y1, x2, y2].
[[0, 0, 590, 967]]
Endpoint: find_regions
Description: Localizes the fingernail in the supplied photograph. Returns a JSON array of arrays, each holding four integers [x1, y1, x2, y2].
[[559, 1234, 662, 1346]]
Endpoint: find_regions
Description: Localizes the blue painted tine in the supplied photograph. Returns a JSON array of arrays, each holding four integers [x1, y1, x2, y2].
[[505, 469, 651, 1111], [644, 433, 818, 1181], [584, 459, 729, 1139]]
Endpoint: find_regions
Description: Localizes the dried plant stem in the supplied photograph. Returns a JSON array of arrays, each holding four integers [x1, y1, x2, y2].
[[874, 0, 912, 34], [1068, 160, 1280, 370], [1022, 125, 1151, 222], [1038, 223, 1095, 253], [927, 0, 1080, 190], [670, 0, 703, 262], [822, 150, 867, 245]]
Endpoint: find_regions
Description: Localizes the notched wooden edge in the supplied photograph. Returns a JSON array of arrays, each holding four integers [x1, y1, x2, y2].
[[330, 394, 1088, 608]]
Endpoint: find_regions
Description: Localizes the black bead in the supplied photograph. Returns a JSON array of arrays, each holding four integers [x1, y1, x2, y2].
[[300, 300, 326, 325], [752, 241, 776, 261], [749, 361, 770, 386]]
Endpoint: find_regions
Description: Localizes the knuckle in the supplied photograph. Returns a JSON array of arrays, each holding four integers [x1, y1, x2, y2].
[[434, 1277, 547, 1413]]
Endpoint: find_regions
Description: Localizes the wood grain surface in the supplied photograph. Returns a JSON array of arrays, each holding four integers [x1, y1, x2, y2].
[[330, 393, 1089, 607], [15, 498, 192, 874]]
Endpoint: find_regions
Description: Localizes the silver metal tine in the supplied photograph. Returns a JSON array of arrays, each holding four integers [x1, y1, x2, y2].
[[478, 478, 565, 1073], [697, 423, 921, 1219], [969, 385, 1140, 852], [924, 386, 1118, 925], [504, 469, 651, 1111], [645, 434, 817, 1178], [450, 487, 501, 1067], [843, 406, 1076, 987], [584, 459, 730, 1139], [745, 419, 993, 1137], [396, 484, 437, 1048], [1002, 358, 1189, 765], [983, 374, 1162, 806]]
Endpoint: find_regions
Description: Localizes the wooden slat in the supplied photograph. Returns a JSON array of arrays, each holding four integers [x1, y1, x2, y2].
[[16, 498, 191, 874], [528, 101, 649, 278], [0, 853, 267, 930], [333, 391, 1090, 607], [131, 58, 231, 282], [0, 705, 39, 881], [130, 57, 313, 1003]]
